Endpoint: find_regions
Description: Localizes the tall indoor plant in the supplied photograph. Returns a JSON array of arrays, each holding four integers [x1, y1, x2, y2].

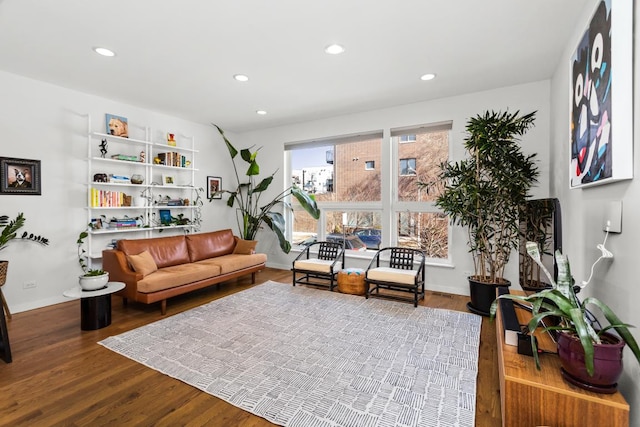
[[491, 242, 640, 392], [427, 110, 539, 315], [212, 125, 320, 253]]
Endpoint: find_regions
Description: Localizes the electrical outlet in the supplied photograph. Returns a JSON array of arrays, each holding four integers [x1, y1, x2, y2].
[[23, 281, 37, 289], [463, 271, 475, 279]]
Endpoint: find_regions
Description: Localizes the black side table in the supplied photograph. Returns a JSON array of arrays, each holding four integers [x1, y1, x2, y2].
[[64, 282, 125, 330]]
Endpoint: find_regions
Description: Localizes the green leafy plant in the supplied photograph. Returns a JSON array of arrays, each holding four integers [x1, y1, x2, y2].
[[491, 242, 640, 376], [212, 124, 320, 253], [77, 229, 105, 276], [0, 212, 49, 251], [421, 110, 539, 283]]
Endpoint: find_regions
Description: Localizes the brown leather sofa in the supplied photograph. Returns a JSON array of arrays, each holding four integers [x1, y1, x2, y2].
[[102, 229, 267, 314]]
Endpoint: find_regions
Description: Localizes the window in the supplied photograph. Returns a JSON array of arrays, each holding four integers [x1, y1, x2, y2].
[[399, 158, 416, 176], [399, 134, 416, 143], [392, 123, 451, 258], [287, 132, 382, 251], [286, 122, 450, 261]]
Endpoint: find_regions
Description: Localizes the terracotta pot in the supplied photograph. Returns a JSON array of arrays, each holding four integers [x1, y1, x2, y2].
[[467, 276, 511, 316], [557, 331, 624, 393]]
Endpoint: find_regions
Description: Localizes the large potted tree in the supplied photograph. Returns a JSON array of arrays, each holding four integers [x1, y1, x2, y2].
[[212, 125, 320, 253], [430, 110, 539, 315]]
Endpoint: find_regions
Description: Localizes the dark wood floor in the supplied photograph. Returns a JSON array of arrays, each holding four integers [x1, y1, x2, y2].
[[0, 268, 501, 426]]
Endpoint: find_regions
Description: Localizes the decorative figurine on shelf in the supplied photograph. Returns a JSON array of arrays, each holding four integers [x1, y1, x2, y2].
[[167, 133, 177, 147], [154, 157, 161, 165], [140, 150, 145, 163], [99, 139, 108, 158]]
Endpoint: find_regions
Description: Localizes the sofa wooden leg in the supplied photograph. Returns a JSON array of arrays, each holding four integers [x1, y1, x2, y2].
[[122, 297, 128, 307], [160, 300, 167, 315], [251, 272, 256, 284]]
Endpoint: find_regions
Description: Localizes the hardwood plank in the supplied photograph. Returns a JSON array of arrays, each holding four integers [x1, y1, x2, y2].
[[0, 268, 501, 426]]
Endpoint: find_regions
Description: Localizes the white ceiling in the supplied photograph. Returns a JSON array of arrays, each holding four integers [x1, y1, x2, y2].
[[0, 0, 589, 133]]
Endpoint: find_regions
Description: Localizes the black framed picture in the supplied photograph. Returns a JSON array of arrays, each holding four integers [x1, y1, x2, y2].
[[207, 176, 222, 199], [0, 157, 42, 195]]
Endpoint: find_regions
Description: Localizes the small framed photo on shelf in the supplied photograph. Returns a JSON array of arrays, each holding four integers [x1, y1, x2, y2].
[[105, 113, 129, 138], [207, 176, 222, 199], [162, 174, 176, 186], [0, 157, 42, 195], [159, 209, 171, 225]]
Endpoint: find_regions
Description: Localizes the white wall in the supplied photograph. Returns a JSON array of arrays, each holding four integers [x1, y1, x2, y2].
[[0, 70, 237, 313], [236, 80, 552, 296], [549, 0, 640, 421]]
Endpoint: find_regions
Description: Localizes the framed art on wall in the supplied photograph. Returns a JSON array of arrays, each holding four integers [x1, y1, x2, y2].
[[569, 0, 633, 189], [105, 113, 129, 138], [0, 157, 42, 195], [207, 176, 222, 199]]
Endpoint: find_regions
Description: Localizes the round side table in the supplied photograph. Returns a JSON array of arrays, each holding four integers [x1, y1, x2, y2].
[[337, 268, 366, 295], [63, 282, 125, 330]]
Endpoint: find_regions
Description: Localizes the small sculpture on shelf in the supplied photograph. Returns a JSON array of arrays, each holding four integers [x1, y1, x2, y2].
[[99, 139, 108, 158], [167, 133, 176, 147], [139, 150, 145, 163]]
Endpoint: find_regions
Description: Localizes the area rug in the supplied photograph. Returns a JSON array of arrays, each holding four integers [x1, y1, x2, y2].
[[100, 281, 481, 427]]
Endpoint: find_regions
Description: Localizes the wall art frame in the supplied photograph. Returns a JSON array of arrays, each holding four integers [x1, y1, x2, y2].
[[0, 157, 42, 195], [207, 176, 222, 199], [569, 0, 633, 189], [162, 174, 176, 186]]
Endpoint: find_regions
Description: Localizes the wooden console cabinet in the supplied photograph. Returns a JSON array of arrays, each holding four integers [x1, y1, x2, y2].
[[495, 298, 629, 427]]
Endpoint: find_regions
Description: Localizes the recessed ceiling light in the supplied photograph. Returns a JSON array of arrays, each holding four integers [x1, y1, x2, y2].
[[256, 110, 267, 115], [420, 73, 437, 81], [234, 74, 249, 82], [325, 44, 345, 55], [93, 47, 115, 57]]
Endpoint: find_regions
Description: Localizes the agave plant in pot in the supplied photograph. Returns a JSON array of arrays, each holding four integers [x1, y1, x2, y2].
[[423, 110, 540, 315], [211, 125, 320, 253], [491, 242, 640, 393], [77, 229, 109, 291]]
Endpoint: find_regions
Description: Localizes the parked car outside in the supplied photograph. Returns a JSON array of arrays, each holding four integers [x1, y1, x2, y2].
[[326, 233, 368, 251], [354, 228, 382, 249]]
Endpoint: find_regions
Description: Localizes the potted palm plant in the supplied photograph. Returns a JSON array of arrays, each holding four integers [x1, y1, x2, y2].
[[212, 125, 320, 253], [491, 242, 640, 393], [426, 110, 539, 315]]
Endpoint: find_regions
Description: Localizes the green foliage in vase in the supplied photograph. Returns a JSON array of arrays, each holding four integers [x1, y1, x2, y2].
[[212, 124, 320, 253], [77, 229, 105, 276]]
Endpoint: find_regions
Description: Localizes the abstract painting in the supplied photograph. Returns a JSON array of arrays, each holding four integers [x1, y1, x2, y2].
[[570, 0, 632, 188]]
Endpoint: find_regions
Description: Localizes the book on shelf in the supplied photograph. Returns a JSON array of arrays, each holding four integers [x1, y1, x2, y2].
[[91, 188, 130, 207], [111, 154, 138, 162], [157, 151, 188, 168]]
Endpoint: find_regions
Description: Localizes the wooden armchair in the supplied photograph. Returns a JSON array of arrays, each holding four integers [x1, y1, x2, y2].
[[365, 247, 426, 307], [292, 241, 345, 291]]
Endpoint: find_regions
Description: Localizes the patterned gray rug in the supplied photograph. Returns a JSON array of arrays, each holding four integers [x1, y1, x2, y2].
[[100, 281, 481, 427]]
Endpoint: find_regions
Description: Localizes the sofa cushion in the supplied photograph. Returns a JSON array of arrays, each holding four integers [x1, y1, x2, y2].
[[186, 229, 236, 262], [206, 253, 267, 275], [126, 250, 158, 277], [366, 267, 418, 285], [118, 235, 190, 269], [233, 238, 257, 255], [137, 263, 222, 293]]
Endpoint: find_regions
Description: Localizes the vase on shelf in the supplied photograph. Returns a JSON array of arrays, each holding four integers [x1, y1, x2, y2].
[[131, 174, 144, 185]]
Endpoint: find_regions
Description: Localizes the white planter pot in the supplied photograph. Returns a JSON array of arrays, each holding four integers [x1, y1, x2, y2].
[[79, 273, 109, 291], [133, 197, 147, 207]]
